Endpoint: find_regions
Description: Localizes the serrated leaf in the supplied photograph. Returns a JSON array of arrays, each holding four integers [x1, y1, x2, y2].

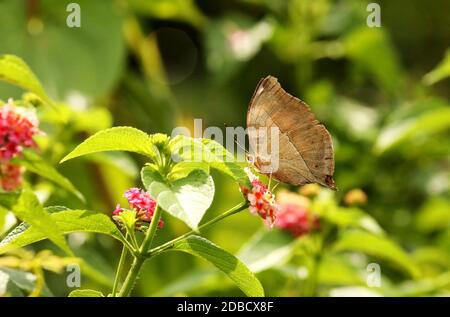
[[167, 235, 264, 297], [332, 230, 420, 278], [60, 127, 157, 163], [68, 289, 104, 297], [141, 165, 214, 230], [13, 150, 84, 201], [11, 190, 72, 256], [0, 209, 126, 255], [0, 54, 54, 107], [169, 135, 250, 187]]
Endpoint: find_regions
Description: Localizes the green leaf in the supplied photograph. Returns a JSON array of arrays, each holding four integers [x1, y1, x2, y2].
[[423, 49, 450, 85], [0, 209, 126, 255], [128, 0, 206, 28], [141, 165, 214, 230], [167, 161, 210, 182], [319, 206, 384, 235], [0, 267, 52, 297], [332, 230, 420, 278], [60, 127, 157, 163], [374, 106, 450, 154], [0, 54, 54, 106], [0, 0, 125, 99], [169, 135, 250, 187], [344, 27, 402, 94], [13, 150, 84, 201], [167, 235, 264, 297], [68, 289, 104, 297], [415, 198, 450, 233], [11, 190, 72, 256], [318, 254, 365, 286], [237, 229, 294, 273]]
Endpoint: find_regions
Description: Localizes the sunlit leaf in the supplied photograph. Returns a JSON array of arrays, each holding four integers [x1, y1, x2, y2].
[[68, 289, 104, 297], [169, 135, 250, 187], [141, 165, 214, 230], [374, 106, 450, 154], [237, 229, 294, 273], [166, 235, 264, 297], [10, 190, 72, 256], [423, 49, 450, 85], [0, 209, 126, 255], [415, 198, 450, 233], [0, 55, 54, 106], [60, 127, 157, 163], [332, 230, 420, 278], [0, 267, 52, 297], [14, 150, 84, 201]]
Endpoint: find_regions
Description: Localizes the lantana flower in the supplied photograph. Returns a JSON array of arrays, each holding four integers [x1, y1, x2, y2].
[[0, 99, 41, 191], [274, 190, 319, 237], [240, 167, 278, 226], [113, 188, 163, 230]]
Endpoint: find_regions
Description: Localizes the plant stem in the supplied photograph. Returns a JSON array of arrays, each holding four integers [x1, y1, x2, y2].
[[111, 236, 128, 297], [117, 205, 163, 297], [146, 201, 248, 257], [117, 202, 248, 297]]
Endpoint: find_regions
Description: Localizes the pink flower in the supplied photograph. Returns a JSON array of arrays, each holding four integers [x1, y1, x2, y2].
[[274, 203, 319, 237], [240, 168, 277, 226], [113, 188, 163, 229], [0, 163, 24, 191], [0, 99, 41, 162]]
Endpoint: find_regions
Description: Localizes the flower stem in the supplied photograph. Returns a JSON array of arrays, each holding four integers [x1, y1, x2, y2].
[[117, 205, 163, 297], [117, 202, 248, 297], [146, 201, 248, 257], [111, 236, 128, 297]]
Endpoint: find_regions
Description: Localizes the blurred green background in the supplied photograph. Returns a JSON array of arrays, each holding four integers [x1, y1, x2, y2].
[[0, 0, 449, 296]]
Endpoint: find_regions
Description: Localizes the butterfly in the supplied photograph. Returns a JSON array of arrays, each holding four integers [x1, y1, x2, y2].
[[246, 75, 336, 190]]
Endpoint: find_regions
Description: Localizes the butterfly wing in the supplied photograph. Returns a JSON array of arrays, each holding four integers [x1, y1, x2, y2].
[[247, 76, 336, 189]]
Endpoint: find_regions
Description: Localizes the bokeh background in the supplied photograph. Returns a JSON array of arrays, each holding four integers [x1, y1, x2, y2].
[[0, 0, 449, 296]]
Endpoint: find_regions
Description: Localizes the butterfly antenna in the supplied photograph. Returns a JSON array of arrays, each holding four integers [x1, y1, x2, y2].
[[268, 168, 273, 189], [233, 135, 249, 155], [271, 181, 280, 192]]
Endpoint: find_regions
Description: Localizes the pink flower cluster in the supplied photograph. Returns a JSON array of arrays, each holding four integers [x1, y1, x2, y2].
[[0, 99, 41, 191], [240, 168, 277, 226], [274, 203, 319, 237], [113, 188, 163, 229]]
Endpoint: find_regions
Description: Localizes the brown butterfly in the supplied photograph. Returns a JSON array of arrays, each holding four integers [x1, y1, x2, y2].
[[246, 75, 336, 190]]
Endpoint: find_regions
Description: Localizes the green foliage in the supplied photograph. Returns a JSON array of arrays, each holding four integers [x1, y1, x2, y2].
[[423, 48, 450, 85], [60, 127, 158, 163], [169, 135, 251, 187], [0, 0, 449, 298], [0, 209, 127, 255], [0, 54, 54, 107], [141, 165, 214, 230], [14, 150, 84, 201], [332, 230, 420, 278], [166, 235, 264, 297], [0, 267, 52, 297], [0, 0, 125, 99], [9, 190, 72, 256], [68, 289, 104, 297]]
